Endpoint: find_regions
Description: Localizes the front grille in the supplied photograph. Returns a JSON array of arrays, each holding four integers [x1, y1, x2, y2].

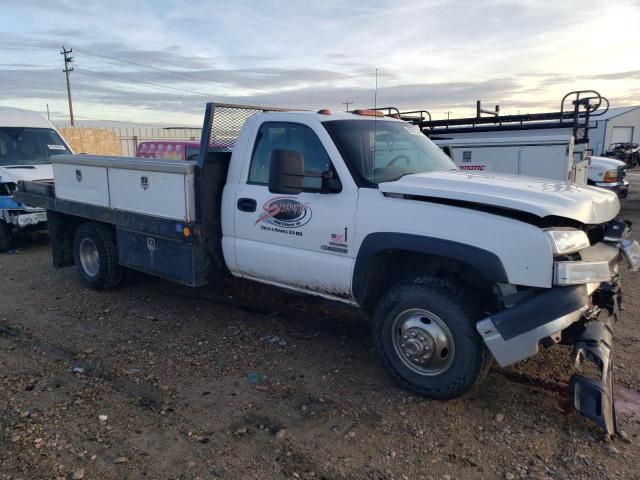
[[584, 223, 608, 244]]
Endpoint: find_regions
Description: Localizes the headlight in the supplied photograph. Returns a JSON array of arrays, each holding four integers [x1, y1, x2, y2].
[[602, 169, 618, 183], [545, 229, 590, 255]]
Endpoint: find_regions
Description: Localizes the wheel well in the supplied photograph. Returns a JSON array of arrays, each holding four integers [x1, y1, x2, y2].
[[48, 215, 115, 268], [360, 250, 497, 313]]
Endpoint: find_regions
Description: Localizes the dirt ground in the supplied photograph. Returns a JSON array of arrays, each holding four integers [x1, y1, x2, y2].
[[1, 190, 639, 480]]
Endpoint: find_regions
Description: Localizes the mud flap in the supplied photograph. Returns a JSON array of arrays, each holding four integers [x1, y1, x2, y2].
[[569, 311, 617, 435]]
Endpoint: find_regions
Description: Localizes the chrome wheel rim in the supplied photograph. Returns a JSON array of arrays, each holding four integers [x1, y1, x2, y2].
[[391, 308, 455, 376], [79, 238, 100, 277]]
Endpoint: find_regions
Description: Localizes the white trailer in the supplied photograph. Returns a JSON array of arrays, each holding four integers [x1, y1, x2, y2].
[[431, 135, 586, 183]]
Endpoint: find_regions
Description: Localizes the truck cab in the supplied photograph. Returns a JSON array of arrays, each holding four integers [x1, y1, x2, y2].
[[0, 107, 72, 251]]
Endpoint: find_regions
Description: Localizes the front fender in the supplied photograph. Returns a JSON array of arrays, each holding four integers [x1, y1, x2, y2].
[[352, 232, 509, 305]]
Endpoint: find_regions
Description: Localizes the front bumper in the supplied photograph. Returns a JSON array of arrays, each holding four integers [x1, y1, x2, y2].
[[15, 210, 48, 227], [1, 208, 48, 228], [593, 180, 629, 199], [477, 236, 636, 434]]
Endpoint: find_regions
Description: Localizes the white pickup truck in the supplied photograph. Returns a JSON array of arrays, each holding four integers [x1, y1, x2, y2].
[[16, 103, 640, 435]]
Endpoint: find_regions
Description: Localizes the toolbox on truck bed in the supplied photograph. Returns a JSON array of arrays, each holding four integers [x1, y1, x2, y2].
[[18, 150, 232, 286]]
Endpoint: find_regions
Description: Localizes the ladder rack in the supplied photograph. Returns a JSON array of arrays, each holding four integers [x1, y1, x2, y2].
[[386, 90, 609, 145]]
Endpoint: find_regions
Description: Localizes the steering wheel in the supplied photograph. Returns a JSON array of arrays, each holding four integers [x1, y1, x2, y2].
[[387, 154, 410, 167]]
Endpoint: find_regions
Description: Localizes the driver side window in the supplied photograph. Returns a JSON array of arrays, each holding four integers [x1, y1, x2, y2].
[[248, 122, 332, 188]]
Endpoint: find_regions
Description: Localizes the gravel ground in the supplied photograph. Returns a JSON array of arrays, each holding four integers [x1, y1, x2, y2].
[[1, 190, 639, 480]]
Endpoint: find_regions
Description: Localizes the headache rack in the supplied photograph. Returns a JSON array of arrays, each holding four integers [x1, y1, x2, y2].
[[196, 102, 299, 166], [377, 90, 609, 146]]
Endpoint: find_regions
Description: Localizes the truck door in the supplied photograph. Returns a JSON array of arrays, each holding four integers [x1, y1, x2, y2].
[[233, 121, 357, 299]]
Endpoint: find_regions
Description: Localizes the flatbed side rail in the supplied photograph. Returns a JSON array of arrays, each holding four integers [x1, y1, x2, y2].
[[15, 183, 193, 241]]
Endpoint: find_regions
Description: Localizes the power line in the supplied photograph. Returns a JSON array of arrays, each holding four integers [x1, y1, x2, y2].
[[0, 40, 328, 106], [74, 48, 323, 102], [0, 41, 58, 48], [76, 69, 225, 100], [0, 64, 57, 68]]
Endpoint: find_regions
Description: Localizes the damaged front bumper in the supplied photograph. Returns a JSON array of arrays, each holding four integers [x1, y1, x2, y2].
[[570, 298, 617, 434], [477, 232, 637, 434], [0, 207, 48, 228]]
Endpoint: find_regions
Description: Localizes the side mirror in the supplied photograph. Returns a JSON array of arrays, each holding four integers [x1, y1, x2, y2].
[[322, 171, 342, 193], [269, 149, 304, 194]]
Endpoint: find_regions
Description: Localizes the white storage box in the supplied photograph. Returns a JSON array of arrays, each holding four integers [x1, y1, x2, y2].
[[52, 155, 196, 222]]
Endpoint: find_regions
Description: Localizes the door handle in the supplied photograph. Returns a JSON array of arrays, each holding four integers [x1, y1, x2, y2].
[[237, 198, 257, 212]]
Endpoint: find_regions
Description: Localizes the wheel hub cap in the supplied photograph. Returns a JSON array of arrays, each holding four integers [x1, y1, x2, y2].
[[79, 238, 100, 277], [392, 309, 455, 375], [400, 328, 436, 364]]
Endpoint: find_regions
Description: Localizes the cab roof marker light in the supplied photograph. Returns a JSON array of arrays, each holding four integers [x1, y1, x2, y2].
[[317, 109, 332, 115], [353, 109, 384, 117]]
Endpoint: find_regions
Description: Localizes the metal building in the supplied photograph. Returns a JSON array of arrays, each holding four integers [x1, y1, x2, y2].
[[588, 106, 640, 155]]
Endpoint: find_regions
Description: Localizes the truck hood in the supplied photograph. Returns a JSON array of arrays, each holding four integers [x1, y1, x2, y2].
[[379, 171, 620, 224], [0, 164, 53, 183]]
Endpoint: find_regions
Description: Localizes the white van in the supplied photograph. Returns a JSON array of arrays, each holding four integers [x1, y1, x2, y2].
[[0, 107, 73, 251]]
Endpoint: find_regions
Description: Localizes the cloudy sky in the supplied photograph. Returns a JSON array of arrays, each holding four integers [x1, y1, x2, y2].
[[1, 0, 639, 126]]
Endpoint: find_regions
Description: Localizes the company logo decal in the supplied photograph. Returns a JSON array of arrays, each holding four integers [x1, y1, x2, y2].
[[256, 197, 312, 229], [459, 164, 486, 171]]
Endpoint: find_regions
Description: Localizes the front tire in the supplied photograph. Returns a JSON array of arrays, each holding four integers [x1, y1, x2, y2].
[[0, 220, 12, 252], [372, 277, 491, 400], [73, 222, 122, 290]]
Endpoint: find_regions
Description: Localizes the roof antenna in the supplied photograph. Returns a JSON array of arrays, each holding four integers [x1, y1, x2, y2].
[[373, 68, 378, 182], [374, 68, 378, 110]]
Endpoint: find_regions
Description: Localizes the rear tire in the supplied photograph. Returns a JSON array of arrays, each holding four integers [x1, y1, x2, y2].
[[0, 220, 12, 252], [73, 222, 122, 290], [372, 277, 492, 400]]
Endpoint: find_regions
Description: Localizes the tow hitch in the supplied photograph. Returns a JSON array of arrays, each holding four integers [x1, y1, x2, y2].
[[569, 285, 620, 435]]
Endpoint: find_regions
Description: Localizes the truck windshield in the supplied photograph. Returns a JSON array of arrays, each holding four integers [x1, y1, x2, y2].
[[0, 127, 70, 166], [323, 119, 457, 185]]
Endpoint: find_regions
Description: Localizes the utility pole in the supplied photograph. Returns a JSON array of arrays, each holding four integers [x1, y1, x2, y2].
[[46, 104, 50, 120], [342, 100, 354, 112], [61, 46, 75, 127]]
